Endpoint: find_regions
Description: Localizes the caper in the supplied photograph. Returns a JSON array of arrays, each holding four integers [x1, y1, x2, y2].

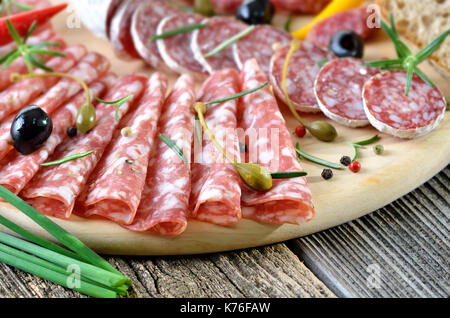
[[194, 0, 214, 17], [234, 163, 272, 192], [76, 103, 96, 133], [304, 121, 338, 142]]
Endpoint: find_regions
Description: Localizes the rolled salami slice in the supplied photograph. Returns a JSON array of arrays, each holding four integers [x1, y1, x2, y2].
[[130, 0, 179, 69], [232, 25, 292, 75], [21, 74, 147, 219], [239, 59, 314, 225], [124, 74, 195, 235], [69, 0, 122, 40], [314, 57, 379, 127], [109, 0, 142, 59], [74, 72, 168, 225], [306, 6, 377, 49], [191, 17, 246, 74], [0, 81, 107, 194], [156, 13, 208, 78], [0, 51, 110, 161], [0, 44, 87, 122], [362, 70, 447, 139], [272, 0, 331, 13], [190, 68, 242, 226], [269, 41, 334, 112]]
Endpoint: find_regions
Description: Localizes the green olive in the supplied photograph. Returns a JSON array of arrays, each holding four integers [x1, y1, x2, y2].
[[76, 103, 96, 133], [304, 121, 338, 142], [234, 163, 272, 192], [194, 0, 214, 16]]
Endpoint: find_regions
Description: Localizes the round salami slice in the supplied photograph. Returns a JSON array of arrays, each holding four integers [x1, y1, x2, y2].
[[69, 0, 122, 40], [156, 13, 208, 78], [306, 6, 378, 49], [232, 25, 292, 74], [272, 0, 331, 13], [130, 0, 179, 70], [109, 0, 142, 59], [314, 57, 379, 127], [362, 70, 447, 139], [191, 17, 246, 74], [269, 41, 334, 113]]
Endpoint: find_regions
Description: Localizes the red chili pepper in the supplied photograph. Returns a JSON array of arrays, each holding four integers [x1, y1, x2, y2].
[[0, 3, 67, 45], [349, 161, 361, 173], [295, 125, 306, 138]]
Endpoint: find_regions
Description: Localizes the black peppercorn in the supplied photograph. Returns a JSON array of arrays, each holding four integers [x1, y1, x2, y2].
[[321, 169, 333, 180], [67, 126, 77, 137], [340, 155, 351, 166]]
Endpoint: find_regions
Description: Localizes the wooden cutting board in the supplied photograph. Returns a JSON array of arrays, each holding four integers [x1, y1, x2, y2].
[[0, 0, 448, 255]]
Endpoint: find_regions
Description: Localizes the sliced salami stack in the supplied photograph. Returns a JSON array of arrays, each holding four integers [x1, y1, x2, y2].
[[74, 72, 168, 224], [190, 69, 242, 226], [124, 74, 196, 236], [269, 41, 334, 113], [21, 74, 147, 218], [239, 59, 314, 225]]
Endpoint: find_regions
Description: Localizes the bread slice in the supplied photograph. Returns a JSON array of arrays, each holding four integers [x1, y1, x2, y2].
[[376, 0, 450, 79]]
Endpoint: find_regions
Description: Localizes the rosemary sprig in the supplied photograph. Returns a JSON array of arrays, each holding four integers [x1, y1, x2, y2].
[[365, 14, 450, 96], [151, 23, 209, 41], [0, 20, 65, 75], [295, 143, 342, 170], [0, 0, 33, 16], [271, 171, 307, 179], [159, 133, 188, 163], [204, 25, 255, 58], [348, 134, 379, 161], [94, 95, 134, 122], [41, 150, 95, 167], [204, 81, 269, 105], [317, 58, 329, 67], [284, 14, 293, 32]]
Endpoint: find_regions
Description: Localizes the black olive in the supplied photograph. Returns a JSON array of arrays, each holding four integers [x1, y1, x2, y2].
[[329, 30, 364, 58], [236, 0, 274, 25], [67, 126, 77, 137], [10, 105, 53, 155]]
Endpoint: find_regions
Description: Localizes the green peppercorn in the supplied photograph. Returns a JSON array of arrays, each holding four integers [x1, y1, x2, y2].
[[373, 144, 384, 155]]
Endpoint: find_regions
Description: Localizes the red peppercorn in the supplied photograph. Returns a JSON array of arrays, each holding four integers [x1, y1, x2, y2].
[[349, 161, 361, 173], [295, 125, 306, 138]]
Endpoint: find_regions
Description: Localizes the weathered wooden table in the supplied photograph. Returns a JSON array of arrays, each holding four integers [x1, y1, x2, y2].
[[1, 166, 447, 298]]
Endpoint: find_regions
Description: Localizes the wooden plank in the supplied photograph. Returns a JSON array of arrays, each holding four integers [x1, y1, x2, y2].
[[0, 244, 335, 298], [289, 167, 450, 298]]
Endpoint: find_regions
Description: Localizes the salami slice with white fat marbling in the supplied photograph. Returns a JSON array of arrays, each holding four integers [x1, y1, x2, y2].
[[190, 68, 242, 226], [239, 58, 314, 225], [0, 51, 109, 161], [74, 72, 168, 225], [314, 57, 379, 127], [269, 41, 334, 113], [130, 0, 179, 70], [124, 74, 195, 235], [109, 0, 143, 59], [0, 45, 87, 122], [156, 13, 208, 78], [191, 17, 246, 74], [21, 74, 147, 219], [232, 25, 292, 75], [69, 0, 122, 40], [362, 70, 447, 139], [0, 81, 107, 194], [306, 6, 377, 49]]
